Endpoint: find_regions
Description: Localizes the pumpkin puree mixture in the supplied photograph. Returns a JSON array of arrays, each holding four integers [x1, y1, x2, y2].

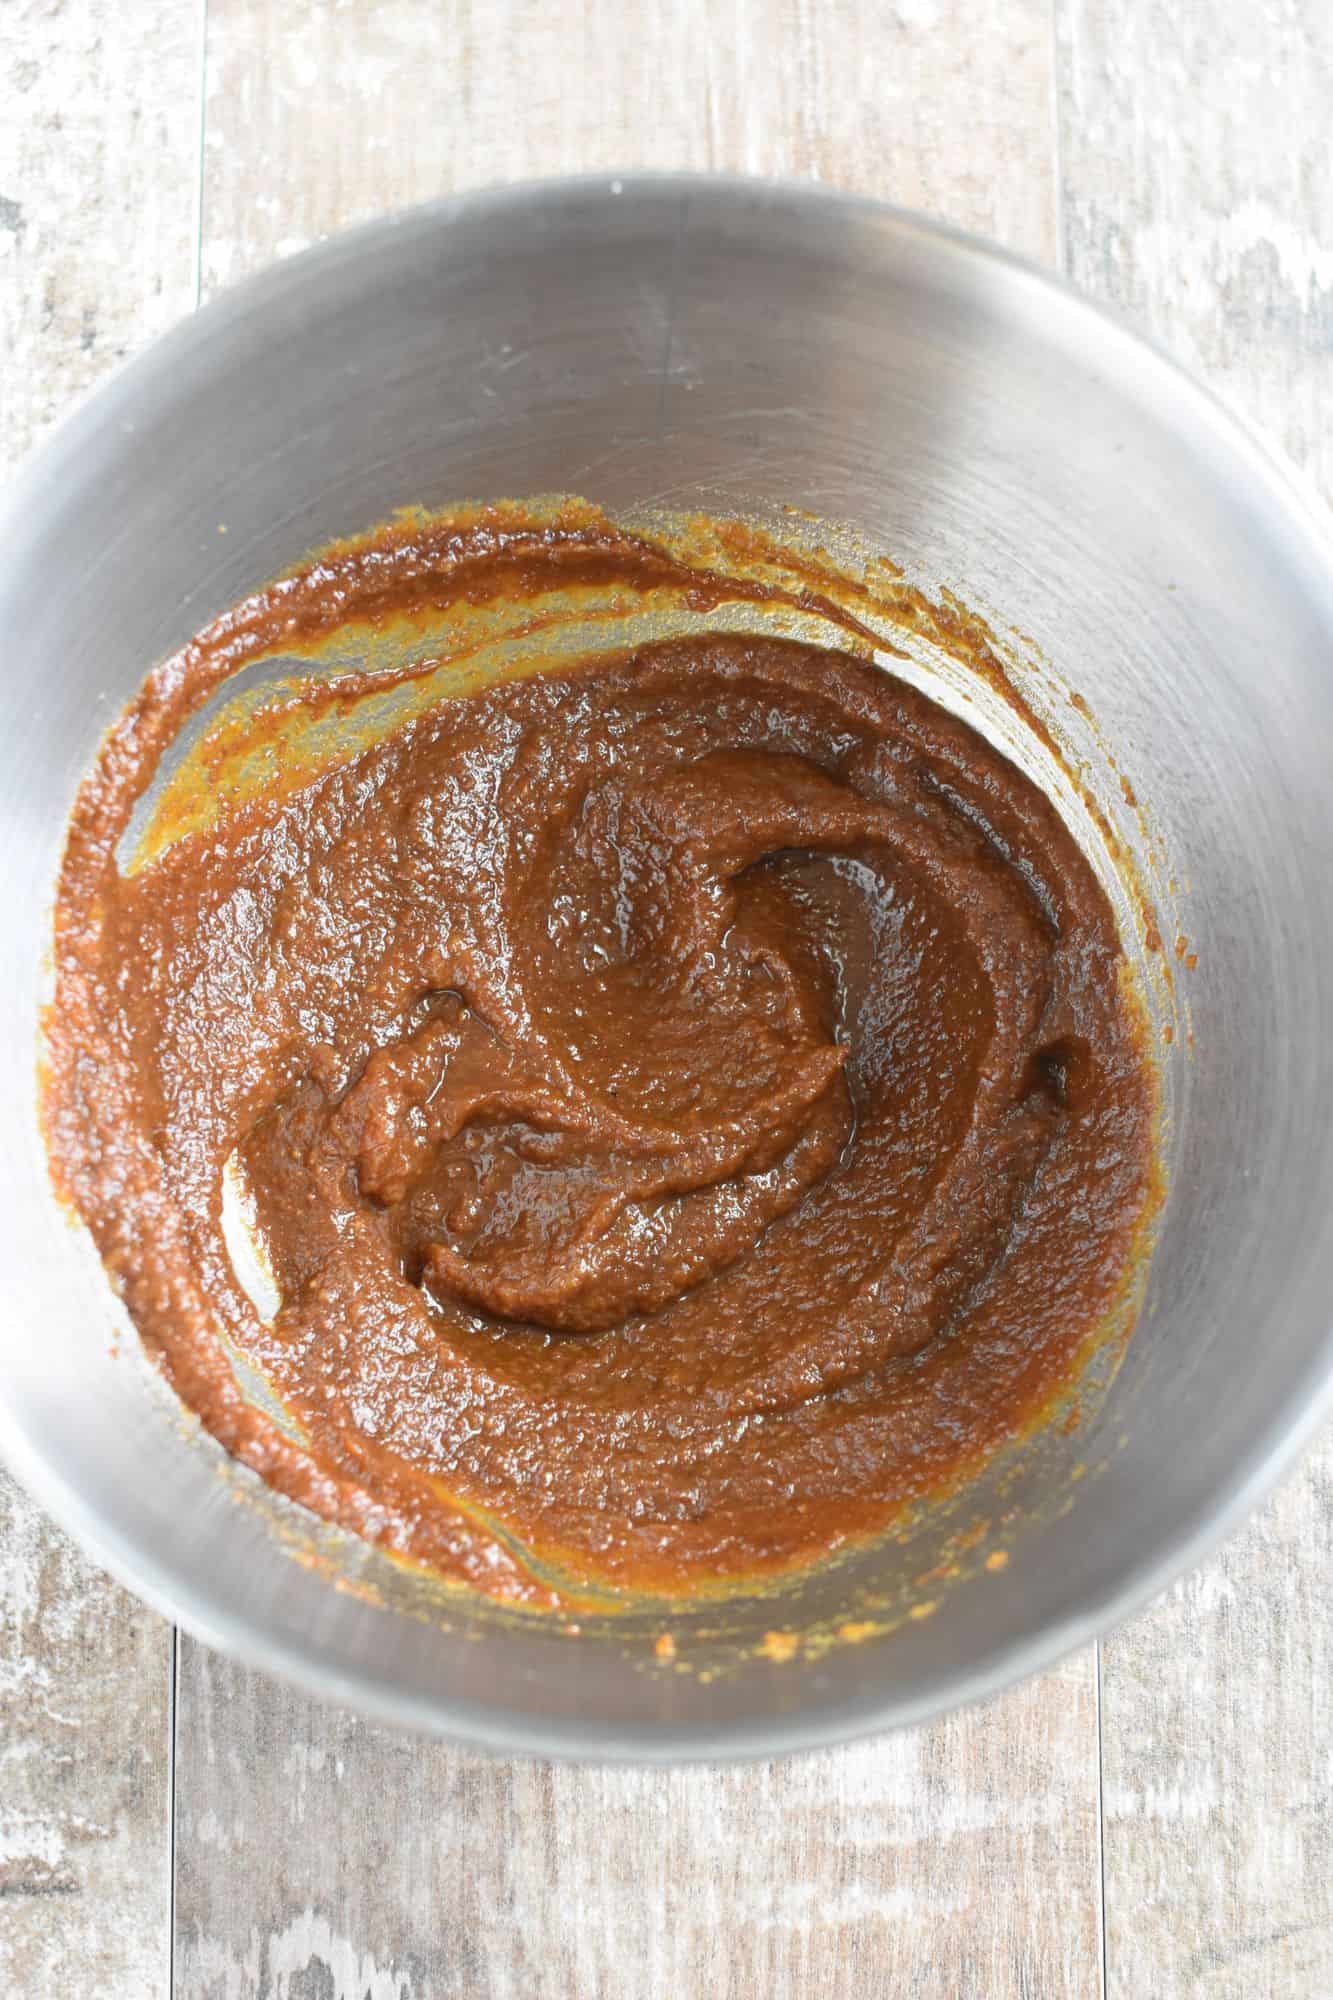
[[43, 507, 1155, 1609]]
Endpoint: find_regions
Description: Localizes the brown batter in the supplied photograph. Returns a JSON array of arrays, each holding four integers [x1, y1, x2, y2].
[[43, 508, 1156, 1608]]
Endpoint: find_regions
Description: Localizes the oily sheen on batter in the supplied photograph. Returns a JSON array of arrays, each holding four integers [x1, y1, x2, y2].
[[45, 523, 1155, 1609]]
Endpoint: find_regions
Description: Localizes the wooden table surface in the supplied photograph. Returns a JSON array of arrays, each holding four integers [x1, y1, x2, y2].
[[2, 2, 1330, 1994]]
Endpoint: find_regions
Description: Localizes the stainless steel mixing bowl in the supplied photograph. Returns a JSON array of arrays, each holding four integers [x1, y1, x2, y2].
[[3, 176, 1332, 1759]]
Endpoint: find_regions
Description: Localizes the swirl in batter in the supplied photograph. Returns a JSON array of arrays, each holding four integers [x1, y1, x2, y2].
[[44, 515, 1155, 1607]]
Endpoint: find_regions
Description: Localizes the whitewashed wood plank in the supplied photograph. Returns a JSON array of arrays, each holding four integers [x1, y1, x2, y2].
[[177, 6, 1104, 1998], [1057, 2, 1333, 1992], [199, 0, 1058, 300], [175, 1645, 1101, 2000], [1098, 1469, 1333, 1998], [1058, 0, 1333, 500], [0, 1479, 171, 1997], [0, 0, 204, 466], [0, 0, 201, 1992]]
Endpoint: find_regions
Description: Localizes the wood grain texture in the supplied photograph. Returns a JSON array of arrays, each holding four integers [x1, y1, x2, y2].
[[175, 1645, 1100, 2000], [177, 6, 1102, 1999], [1058, 0, 1333, 499], [0, 1479, 170, 1997], [1057, 3, 1333, 1993], [0, 3, 201, 1992], [1097, 1464, 1333, 1998], [200, 0, 1058, 298], [0, 0, 204, 466]]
